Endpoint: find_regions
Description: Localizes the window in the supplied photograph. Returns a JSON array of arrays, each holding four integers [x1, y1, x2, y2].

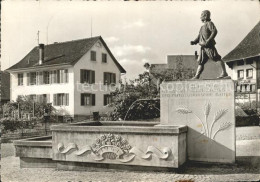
[[43, 71, 50, 84], [251, 84, 256, 92], [81, 93, 95, 106], [246, 69, 253, 78], [80, 70, 95, 84], [237, 60, 244, 66], [245, 59, 253, 65], [246, 85, 251, 92], [241, 85, 246, 92], [104, 72, 116, 85], [236, 85, 241, 92], [18, 73, 23, 86], [36, 94, 50, 103], [102, 53, 107, 63], [29, 72, 37, 85], [237, 70, 244, 79], [51, 70, 57, 83], [53, 93, 69, 106], [50, 69, 68, 84], [37, 72, 43, 85], [91, 51, 96, 61], [104, 94, 112, 106]]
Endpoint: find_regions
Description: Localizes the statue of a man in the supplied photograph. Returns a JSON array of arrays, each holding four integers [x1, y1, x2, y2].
[[191, 10, 229, 79]]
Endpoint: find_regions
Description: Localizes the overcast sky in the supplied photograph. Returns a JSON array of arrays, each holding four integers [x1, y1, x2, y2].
[[1, 1, 260, 80]]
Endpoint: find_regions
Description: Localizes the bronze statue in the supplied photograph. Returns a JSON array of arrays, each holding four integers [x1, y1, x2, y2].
[[191, 10, 229, 79]]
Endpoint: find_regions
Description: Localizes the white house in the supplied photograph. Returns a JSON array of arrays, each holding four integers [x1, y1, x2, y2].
[[6, 36, 126, 120], [223, 21, 260, 110]]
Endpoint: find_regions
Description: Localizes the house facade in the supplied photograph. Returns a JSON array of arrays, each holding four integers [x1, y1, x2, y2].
[[223, 21, 260, 110], [6, 36, 126, 120]]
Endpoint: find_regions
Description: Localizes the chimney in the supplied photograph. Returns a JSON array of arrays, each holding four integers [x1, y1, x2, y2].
[[39, 44, 44, 65], [195, 51, 198, 60]]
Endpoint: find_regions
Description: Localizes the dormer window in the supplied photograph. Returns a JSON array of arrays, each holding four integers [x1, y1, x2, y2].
[[91, 51, 96, 61]]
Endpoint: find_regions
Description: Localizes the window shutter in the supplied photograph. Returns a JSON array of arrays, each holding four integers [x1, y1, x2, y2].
[[80, 70, 83, 83], [81, 94, 84, 106], [65, 69, 68, 83], [87, 70, 91, 84], [53, 70, 57, 83], [112, 73, 116, 84], [91, 71, 95, 84], [36, 72, 39, 85], [108, 73, 111, 85], [43, 72, 46, 84], [91, 94, 95, 106], [66, 94, 69, 106], [104, 72, 108, 85], [53, 94, 57, 106], [104, 95, 107, 106], [103, 73, 106, 85], [49, 71, 52, 84], [60, 70, 64, 83], [57, 70, 60, 83], [47, 94, 50, 103], [27, 73, 30, 85], [39, 72, 43, 85]]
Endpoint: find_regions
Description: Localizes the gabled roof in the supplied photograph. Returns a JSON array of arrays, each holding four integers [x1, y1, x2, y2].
[[223, 21, 260, 62], [7, 36, 126, 73]]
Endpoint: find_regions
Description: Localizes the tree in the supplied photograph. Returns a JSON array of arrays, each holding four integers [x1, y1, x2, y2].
[[107, 62, 194, 121]]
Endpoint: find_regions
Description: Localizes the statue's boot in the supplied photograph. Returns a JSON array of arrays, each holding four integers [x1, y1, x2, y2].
[[217, 60, 229, 79], [191, 65, 203, 79]]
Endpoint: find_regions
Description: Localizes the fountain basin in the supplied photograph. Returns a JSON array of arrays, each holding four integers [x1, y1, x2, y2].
[[14, 136, 56, 168], [14, 121, 187, 170]]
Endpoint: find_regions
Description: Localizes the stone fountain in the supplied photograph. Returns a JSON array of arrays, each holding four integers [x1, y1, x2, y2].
[[14, 79, 235, 170]]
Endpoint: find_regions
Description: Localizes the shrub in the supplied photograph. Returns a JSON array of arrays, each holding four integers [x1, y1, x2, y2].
[[0, 117, 38, 133], [236, 115, 259, 127]]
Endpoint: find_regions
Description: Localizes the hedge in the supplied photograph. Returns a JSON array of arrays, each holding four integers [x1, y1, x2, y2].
[[236, 115, 259, 127]]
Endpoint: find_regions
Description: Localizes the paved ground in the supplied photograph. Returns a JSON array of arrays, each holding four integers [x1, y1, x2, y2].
[[236, 126, 260, 140], [1, 154, 260, 182], [1, 126, 260, 182]]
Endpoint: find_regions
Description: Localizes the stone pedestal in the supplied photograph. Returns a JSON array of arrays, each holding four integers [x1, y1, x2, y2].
[[160, 79, 235, 163]]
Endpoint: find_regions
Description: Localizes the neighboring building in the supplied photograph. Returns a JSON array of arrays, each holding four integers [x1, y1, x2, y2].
[[0, 69, 11, 107], [223, 21, 260, 110], [150, 53, 220, 81], [6, 36, 126, 120]]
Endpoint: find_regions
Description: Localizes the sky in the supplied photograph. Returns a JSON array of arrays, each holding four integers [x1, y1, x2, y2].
[[1, 1, 260, 80]]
